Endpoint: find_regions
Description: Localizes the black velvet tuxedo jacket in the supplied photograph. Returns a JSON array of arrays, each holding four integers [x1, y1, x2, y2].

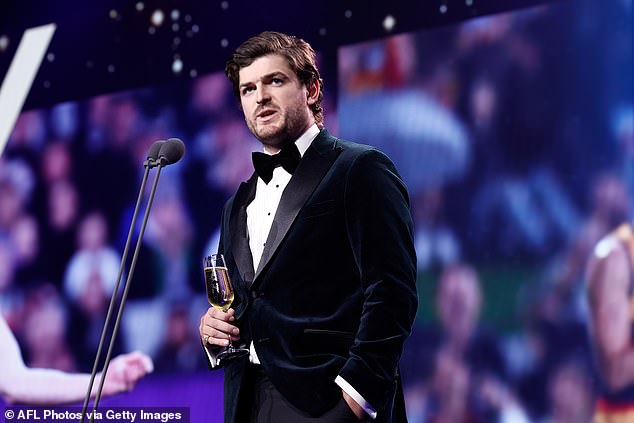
[[207, 129, 418, 422]]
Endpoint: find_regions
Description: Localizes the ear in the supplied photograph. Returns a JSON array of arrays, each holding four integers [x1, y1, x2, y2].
[[306, 79, 320, 106]]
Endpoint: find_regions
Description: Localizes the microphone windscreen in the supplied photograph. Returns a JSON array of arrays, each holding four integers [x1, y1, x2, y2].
[[158, 138, 186, 165], [147, 140, 165, 160]]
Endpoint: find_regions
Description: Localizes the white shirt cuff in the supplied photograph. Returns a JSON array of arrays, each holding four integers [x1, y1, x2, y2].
[[335, 375, 378, 420], [249, 341, 261, 364]]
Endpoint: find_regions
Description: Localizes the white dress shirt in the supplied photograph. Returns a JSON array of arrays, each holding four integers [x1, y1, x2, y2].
[[245, 124, 377, 419]]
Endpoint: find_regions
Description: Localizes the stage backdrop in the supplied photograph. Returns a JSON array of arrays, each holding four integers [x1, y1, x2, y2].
[[0, 0, 631, 421]]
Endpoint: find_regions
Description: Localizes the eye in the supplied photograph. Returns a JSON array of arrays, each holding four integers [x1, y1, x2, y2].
[[271, 78, 283, 85], [241, 86, 255, 95]]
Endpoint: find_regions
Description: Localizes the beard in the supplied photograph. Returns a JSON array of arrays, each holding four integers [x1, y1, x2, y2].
[[246, 103, 312, 150]]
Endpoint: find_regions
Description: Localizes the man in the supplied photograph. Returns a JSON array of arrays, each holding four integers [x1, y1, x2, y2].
[[198, 31, 418, 422], [0, 315, 153, 404], [586, 222, 634, 422]]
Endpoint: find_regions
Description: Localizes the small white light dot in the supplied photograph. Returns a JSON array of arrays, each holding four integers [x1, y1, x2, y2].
[[171, 9, 180, 20], [184, 14, 192, 23], [43, 81, 51, 88], [172, 23, 179, 32], [192, 24, 199, 33], [148, 26, 156, 35], [109, 9, 118, 19], [221, 1, 229, 10], [344, 10, 352, 18], [136, 2, 144, 11], [151, 9, 165, 26], [47, 52, 55, 62], [108, 64, 116, 73], [190, 69, 198, 78], [220, 38, 229, 48], [466, 0, 473, 5], [383, 15, 396, 32], [440, 4, 448, 13], [173, 37, 181, 45], [172, 58, 183, 74], [319, 28, 327, 36], [0, 35, 8, 52]]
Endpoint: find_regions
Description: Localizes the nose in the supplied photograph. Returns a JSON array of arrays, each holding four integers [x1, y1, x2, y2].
[[256, 84, 270, 105]]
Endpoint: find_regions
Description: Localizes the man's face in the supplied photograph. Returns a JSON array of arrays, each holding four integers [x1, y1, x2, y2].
[[238, 54, 315, 151]]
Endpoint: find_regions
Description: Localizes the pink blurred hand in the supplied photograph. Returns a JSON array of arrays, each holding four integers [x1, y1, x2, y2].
[[100, 351, 154, 396]]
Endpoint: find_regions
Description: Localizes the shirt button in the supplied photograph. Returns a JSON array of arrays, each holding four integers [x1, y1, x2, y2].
[[267, 212, 271, 216], [276, 185, 279, 188], [251, 291, 258, 299]]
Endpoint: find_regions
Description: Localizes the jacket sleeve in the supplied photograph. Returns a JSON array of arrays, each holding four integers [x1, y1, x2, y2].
[[338, 148, 418, 410], [201, 199, 233, 371]]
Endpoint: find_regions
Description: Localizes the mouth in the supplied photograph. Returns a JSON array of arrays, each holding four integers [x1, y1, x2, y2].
[[256, 109, 277, 120]]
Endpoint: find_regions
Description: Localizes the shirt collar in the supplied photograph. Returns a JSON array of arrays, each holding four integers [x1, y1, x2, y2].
[[261, 124, 319, 157], [294, 124, 319, 158]]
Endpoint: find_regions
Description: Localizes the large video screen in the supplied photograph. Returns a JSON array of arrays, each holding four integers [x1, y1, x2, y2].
[[0, 0, 631, 421], [337, 0, 631, 421]]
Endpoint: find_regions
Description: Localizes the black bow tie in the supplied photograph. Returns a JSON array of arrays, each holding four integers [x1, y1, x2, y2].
[[252, 143, 301, 184]]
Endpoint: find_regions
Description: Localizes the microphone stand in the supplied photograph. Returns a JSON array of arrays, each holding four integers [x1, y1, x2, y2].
[[80, 157, 164, 422]]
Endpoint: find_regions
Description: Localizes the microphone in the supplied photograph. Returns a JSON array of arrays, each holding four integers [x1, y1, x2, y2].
[[145, 139, 166, 168], [81, 137, 185, 423], [157, 137, 186, 166]]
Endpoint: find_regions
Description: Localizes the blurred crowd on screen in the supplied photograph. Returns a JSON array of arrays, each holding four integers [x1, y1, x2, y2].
[[337, 1, 631, 422], [0, 0, 632, 421], [0, 76, 259, 374]]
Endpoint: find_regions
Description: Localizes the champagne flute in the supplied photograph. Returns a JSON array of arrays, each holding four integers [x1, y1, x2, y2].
[[203, 254, 249, 363]]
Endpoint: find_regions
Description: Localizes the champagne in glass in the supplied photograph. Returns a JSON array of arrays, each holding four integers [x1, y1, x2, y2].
[[203, 254, 249, 362], [204, 265, 234, 311]]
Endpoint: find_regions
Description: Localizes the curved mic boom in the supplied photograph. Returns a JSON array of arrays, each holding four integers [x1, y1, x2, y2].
[[82, 135, 186, 423]]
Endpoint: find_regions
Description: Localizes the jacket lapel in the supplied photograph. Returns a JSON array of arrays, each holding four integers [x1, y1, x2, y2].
[[230, 174, 257, 284], [253, 129, 341, 282]]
